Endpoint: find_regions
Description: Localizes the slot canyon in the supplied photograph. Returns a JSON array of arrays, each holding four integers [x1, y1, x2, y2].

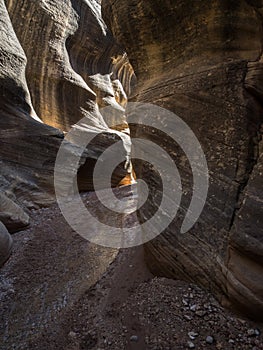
[[0, 0, 262, 349]]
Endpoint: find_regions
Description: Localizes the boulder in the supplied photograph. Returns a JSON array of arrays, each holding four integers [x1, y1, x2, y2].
[[0, 221, 13, 267], [0, 193, 30, 232]]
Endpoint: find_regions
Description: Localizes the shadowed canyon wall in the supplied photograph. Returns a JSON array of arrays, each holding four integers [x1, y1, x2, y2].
[[102, 0, 263, 319]]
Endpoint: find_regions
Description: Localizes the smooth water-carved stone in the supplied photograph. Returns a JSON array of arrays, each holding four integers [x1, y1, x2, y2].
[[6, 0, 134, 132], [0, 0, 132, 210]]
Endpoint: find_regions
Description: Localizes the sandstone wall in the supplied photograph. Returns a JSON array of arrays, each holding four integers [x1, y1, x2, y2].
[[0, 1, 129, 345], [0, 0, 132, 217], [102, 0, 263, 319], [6, 0, 134, 131]]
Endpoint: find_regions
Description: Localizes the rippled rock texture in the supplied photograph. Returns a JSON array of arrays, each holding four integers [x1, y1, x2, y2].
[[0, 0, 131, 345], [103, 0, 263, 319], [0, 0, 133, 218], [6, 0, 134, 131]]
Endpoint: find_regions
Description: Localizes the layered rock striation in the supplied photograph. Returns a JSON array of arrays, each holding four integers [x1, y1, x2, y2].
[[0, 1, 131, 345], [0, 0, 133, 217], [5, 0, 134, 131], [102, 0, 263, 319], [1, 0, 262, 323], [0, 0, 133, 279]]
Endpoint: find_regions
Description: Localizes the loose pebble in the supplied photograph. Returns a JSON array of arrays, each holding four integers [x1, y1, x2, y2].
[[188, 332, 198, 340], [248, 329, 260, 337], [187, 341, 195, 348], [206, 336, 214, 344], [68, 331, 77, 338], [130, 335, 139, 342], [190, 304, 197, 312], [184, 315, 193, 321]]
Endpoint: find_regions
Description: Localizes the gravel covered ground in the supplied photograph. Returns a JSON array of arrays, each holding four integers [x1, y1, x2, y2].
[[1, 188, 262, 350], [28, 248, 263, 350]]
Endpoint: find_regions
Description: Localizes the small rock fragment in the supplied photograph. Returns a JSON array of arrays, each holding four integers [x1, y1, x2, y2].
[[255, 329, 260, 336], [187, 341, 195, 349], [68, 331, 77, 338], [184, 315, 193, 321], [206, 336, 214, 344], [248, 329, 260, 337], [190, 304, 197, 312], [188, 332, 198, 340], [130, 335, 139, 342], [196, 310, 206, 317]]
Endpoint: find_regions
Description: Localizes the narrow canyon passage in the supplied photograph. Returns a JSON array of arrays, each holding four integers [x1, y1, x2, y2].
[[0, 0, 263, 349]]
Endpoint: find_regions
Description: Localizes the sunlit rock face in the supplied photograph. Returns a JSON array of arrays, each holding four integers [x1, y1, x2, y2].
[[5, 0, 134, 132], [0, 0, 133, 219], [0, 0, 64, 211], [102, 0, 263, 319]]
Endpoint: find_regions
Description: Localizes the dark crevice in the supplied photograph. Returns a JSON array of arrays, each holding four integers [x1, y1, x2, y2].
[[229, 108, 262, 230], [253, 6, 263, 62], [228, 131, 261, 231], [228, 2, 263, 231]]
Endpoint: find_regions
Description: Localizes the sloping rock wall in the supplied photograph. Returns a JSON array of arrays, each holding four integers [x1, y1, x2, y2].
[[0, 0, 133, 214], [102, 0, 263, 319], [0, 1, 129, 345]]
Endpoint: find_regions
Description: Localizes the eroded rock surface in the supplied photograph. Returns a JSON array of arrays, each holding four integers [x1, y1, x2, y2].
[[0, 192, 29, 233], [0, 1, 133, 346], [102, 0, 263, 319], [0, 0, 63, 210], [0, 0, 132, 212], [5, 0, 134, 132], [0, 222, 12, 267]]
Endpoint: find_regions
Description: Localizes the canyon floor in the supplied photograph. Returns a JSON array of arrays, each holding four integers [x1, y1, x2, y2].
[[42, 248, 263, 350], [0, 191, 263, 350]]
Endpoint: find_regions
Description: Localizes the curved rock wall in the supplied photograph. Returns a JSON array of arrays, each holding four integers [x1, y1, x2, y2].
[[6, 0, 134, 131], [0, 2, 126, 344], [0, 0, 133, 218], [102, 0, 263, 319], [1, 0, 262, 322], [0, 0, 65, 210]]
